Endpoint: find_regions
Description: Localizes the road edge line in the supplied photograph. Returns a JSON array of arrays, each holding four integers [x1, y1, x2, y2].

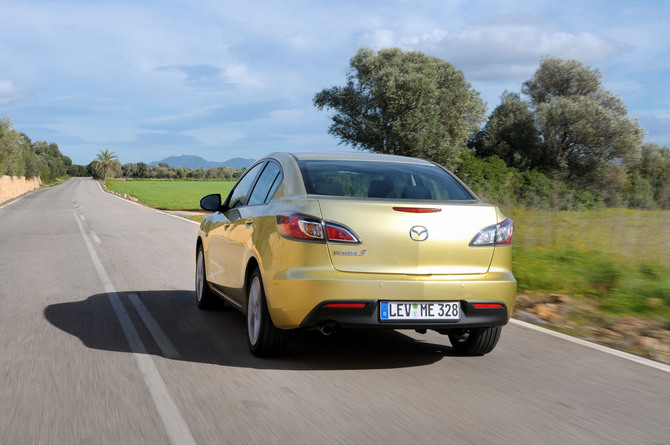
[[510, 318, 670, 373]]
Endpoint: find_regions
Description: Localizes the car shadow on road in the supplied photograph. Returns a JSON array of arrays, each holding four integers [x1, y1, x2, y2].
[[44, 290, 467, 371]]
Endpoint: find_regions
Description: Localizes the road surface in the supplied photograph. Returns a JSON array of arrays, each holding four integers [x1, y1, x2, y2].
[[1, 178, 669, 444]]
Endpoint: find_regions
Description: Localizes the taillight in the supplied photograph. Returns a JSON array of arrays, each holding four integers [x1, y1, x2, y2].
[[277, 214, 323, 240], [277, 213, 360, 243], [325, 224, 358, 243], [470, 218, 514, 247]]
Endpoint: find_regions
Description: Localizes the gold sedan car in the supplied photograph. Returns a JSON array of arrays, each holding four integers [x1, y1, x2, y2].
[[196, 152, 516, 357]]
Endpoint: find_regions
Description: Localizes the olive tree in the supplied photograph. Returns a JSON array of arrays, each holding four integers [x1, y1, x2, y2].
[[522, 57, 644, 184], [314, 48, 486, 169], [472, 92, 541, 171]]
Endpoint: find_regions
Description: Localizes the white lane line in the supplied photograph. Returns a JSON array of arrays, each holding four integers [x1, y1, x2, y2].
[[80, 214, 86, 221], [510, 318, 670, 374], [90, 231, 101, 244], [73, 211, 196, 445], [128, 293, 181, 360]]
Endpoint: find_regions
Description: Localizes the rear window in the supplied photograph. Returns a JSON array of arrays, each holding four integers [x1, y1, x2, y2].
[[298, 160, 474, 201]]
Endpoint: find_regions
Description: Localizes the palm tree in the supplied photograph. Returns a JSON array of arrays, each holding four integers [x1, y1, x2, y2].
[[93, 149, 120, 179]]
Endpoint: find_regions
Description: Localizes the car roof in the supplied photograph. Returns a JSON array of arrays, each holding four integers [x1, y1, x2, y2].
[[266, 151, 435, 165]]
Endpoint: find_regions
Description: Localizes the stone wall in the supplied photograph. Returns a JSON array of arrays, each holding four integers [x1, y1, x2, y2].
[[0, 175, 41, 205]]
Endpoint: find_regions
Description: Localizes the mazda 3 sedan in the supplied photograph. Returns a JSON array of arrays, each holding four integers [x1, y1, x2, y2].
[[196, 152, 516, 357]]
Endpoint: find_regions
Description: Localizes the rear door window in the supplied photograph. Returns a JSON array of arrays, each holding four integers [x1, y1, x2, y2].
[[248, 162, 282, 206], [227, 162, 265, 208]]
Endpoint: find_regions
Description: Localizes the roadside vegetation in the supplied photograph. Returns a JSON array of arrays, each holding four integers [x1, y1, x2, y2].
[[507, 208, 670, 319], [0, 117, 71, 184]]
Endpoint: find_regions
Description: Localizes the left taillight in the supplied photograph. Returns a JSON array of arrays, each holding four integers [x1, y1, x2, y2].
[[277, 213, 360, 243], [470, 218, 514, 247]]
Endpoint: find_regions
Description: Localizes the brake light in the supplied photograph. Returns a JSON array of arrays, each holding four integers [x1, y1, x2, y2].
[[277, 213, 360, 243], [393, 207, 442, 213], [470, 218, 514, 247], [326, 224, 358, 242]]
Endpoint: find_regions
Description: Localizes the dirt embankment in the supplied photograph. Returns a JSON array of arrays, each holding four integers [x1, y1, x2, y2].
[[515, 294, 670, 364], [0, 175, 41, 204]]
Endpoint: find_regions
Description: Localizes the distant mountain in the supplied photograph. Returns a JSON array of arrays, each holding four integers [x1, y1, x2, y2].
[[149, 155, 254, 170]]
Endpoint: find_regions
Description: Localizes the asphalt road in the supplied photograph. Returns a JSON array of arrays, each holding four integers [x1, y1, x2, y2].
[[1, 177, 669, 444]]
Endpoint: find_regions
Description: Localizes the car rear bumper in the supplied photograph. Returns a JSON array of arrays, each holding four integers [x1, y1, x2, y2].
[[264, 268, 516, 329], [298, 300, 510, 330]]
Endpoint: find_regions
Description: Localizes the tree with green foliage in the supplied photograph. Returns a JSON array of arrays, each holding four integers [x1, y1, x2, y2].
[[0, 117, 24, 176], [136, 162, 149, 178], [314, 47, 486, 169], [33, 141, 68, 182], [522, 57, 644, 185], [633, 143, 670, 208], [92, 148, 121, 179], [472, 91, 541, 171]]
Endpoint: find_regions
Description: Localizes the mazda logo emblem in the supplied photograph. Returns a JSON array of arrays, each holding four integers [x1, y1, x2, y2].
[[409, 226, 428, 242]]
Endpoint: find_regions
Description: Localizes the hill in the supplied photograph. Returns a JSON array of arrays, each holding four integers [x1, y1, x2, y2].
[[149, 155, 254, 170]]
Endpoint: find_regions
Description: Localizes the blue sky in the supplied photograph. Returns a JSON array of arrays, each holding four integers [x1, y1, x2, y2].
[[1, 0, 669, 166]]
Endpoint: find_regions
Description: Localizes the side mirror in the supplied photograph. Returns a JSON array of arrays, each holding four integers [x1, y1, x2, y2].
[[200, 194, 222, 212]]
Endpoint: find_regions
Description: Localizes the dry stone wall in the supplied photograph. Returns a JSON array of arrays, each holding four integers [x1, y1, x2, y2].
[[0, 175, 41, 204]]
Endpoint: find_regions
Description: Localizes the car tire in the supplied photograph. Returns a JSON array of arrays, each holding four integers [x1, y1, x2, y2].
[[247, 269, 291, 357], [195, 247, 221, 310], [448, 326, 501, 356]]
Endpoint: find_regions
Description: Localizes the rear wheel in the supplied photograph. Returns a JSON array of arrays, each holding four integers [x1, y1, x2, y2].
[[247, 269, 291, 357], [195, 247, 221, 310], [448, 326, 501, 356]]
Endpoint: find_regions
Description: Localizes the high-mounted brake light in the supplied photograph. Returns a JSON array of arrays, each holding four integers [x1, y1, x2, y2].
[[392, 207, 442, 213], [277, 213, 360, 243], [470, 218, 514, 247]]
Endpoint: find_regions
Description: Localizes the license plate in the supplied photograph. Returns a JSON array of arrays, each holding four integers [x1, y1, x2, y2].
[[380, 301, 461, 321]]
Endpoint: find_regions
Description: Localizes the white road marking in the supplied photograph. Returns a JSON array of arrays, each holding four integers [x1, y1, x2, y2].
[[80, 214, 86, 221], [510, 318, 670, 374], [128, 293, 181, 360], [90, 231, 101, 244], [73, 211, 196, 445]]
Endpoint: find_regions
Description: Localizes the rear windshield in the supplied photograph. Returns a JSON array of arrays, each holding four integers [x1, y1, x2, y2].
[[298, 160, 474, 201]]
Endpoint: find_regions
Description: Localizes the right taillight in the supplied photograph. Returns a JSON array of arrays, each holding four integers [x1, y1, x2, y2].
[[470, 218, 514, 247]]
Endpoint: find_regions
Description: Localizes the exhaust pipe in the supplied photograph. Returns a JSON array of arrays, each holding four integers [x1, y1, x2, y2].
[[316, 322, 338, 336]]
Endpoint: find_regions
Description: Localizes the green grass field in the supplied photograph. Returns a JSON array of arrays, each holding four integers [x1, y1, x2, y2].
[[105, 179, 670, 319], [106, 179, 235, 211], [504, 208, 670, 318]]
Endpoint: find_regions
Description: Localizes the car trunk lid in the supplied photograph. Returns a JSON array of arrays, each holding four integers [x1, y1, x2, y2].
[[318, 199, 497, 275]]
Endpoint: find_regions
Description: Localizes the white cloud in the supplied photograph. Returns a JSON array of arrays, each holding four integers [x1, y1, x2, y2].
[[0, 80, 20, 105], [360, 25, 630, 82]]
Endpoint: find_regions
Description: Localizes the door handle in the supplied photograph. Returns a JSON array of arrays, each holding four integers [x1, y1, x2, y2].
[[223, 220, 232, 229], [244, 217, 254, 226]]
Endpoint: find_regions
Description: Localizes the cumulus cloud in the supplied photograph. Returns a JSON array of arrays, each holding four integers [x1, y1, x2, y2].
[[0, 80, 20, 105], [360, 25, 631, 81], [155, 65, 223, 86]]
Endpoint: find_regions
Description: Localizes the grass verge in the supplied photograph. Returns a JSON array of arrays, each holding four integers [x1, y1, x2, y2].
[[106, 179, 235, 211]]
